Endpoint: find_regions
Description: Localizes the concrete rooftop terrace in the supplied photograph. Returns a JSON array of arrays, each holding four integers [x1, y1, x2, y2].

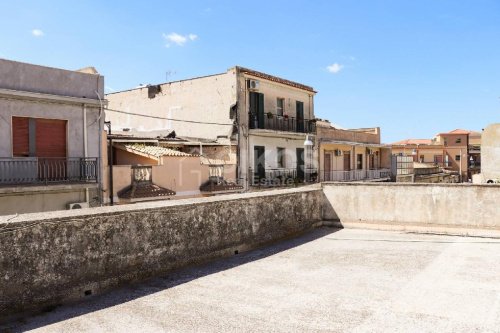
[[3, 228, 500, 333]]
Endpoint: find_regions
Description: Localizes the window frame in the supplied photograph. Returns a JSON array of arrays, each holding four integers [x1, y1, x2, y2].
[[276, 98, 284, 117]]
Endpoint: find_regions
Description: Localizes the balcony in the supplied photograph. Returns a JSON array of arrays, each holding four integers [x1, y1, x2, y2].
[[0, 157, 98, 185], [250, 167, 318, 186], [320, 169, 391, 182], [249, 113, 316, 133]]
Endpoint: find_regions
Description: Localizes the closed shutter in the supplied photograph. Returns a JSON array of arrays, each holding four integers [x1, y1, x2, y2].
[[257, 93, 265, 129], [35, 119, 67, 157], [12, 117, 30, 157]]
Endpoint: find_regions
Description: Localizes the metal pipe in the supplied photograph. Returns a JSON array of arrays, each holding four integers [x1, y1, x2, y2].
[[95, 89, 104, 206], [105, 121, 114, 206]]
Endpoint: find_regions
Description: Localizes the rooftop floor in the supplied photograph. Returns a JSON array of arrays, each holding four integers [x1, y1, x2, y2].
[[4, 228, 500, 332]]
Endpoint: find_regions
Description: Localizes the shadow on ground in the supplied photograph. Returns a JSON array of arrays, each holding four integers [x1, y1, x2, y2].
[[1, 227, 339, 332]]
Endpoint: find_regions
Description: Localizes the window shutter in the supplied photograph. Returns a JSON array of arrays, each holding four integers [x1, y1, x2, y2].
[[12, 117, 30, 157], [258, 93, 265, 129], [35, 119, 67, 157]]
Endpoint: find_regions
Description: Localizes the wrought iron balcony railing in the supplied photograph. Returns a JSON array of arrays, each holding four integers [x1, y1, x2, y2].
[[0, 157, 98, 185], [250, 167, 318, 186], [320, 168, 391, 182], [249, 113, 316, 133]]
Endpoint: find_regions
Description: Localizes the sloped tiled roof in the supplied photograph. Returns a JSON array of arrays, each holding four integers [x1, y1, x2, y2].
[[118, 183, 175, 200], [441, 129, 471, 135], [118, 144, 194, 158], [237, 66, 315, 93], [391, 139, 433, 145]]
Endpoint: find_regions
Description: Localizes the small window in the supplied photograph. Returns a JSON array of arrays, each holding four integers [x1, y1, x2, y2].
[[276, 98, 284, 117], [455, 155, 461, 161], [277, 147, 285, 168], [455, 138, 462, 144]]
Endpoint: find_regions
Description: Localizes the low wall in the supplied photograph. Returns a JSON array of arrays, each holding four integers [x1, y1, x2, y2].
[[322, 183, 500, 234], [0, 186, 322, 319]]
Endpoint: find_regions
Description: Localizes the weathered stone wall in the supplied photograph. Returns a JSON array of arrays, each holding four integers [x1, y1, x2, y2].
[[322, 183, 500, 233], [0, 186, 322, 319]]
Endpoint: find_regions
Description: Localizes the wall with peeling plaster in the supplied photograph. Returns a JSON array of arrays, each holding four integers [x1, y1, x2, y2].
[[0, 186, 322, 320]]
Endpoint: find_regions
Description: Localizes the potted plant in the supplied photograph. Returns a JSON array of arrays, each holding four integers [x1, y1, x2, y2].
[[266, 112, 274, 119], [283, 113, 289, 120]]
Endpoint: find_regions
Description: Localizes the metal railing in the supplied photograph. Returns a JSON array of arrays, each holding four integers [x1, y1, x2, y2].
[[249, 113, 316, 133], [250, 167, 318, 186], [320, 168, 391, 182], [0, 157, 98, 185]]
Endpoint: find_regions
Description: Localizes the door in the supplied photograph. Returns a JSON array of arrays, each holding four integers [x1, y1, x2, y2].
[[324, 153, 332, 181], [36, 118, 67, 181], [296, 148, 305, 181], [253, 146, 265, 183], [296, 101, 304, 132], [343, 152, 351, 170], [249, 92, 265, 129]]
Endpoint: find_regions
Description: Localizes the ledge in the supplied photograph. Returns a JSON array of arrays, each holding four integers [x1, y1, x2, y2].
[[0, 182, 98, 195]]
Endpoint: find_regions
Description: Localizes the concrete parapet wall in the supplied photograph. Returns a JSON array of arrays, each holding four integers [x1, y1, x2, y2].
[[322, 183, 500, 231], [0, 186, 322, 319]]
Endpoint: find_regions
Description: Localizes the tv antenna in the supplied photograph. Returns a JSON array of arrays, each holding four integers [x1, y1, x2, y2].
[[165, 70, 177, 82]]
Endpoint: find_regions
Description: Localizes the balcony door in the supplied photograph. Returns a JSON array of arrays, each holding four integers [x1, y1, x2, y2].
[[249, 92, 265, 129], [296, 148, 305, 180], [296, 101, 304, 133], [12, 116, 68, 182], [253, 146, 265, 182], [324, 152, 332, 181], [343, 152, 351, 170]]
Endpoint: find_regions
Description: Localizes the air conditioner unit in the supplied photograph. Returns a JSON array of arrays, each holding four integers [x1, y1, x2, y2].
[[334, 149, 343, 156], [67, 202, 89, 210], [247, 79, 260, 90]]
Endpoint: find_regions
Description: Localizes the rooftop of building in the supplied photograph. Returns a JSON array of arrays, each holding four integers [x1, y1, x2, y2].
[[391, 139, 434, 145], [106, 65, 315, 95]]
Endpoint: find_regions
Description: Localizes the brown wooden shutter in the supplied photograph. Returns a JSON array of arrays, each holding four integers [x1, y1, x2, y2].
[[12, 116, 30, 157], [35, 119, 67, 157]]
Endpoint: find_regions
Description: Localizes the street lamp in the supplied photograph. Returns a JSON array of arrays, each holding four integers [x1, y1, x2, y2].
[[304, 135, 314, 182]]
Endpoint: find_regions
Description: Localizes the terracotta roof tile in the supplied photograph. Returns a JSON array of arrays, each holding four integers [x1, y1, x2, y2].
[[118, 183, 176, 200], [237, 67, 315, 93], [120, 144, 194, 157], [391, 139, 433, 145]]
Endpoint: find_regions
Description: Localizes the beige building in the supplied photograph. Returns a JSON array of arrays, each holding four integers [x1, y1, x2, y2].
[[104, 133, 241, 204], [316, 120, 391, 182], [476, 123, 500, 183], [0, 59, 105, 215], [106, 66, 316, 189], [391, 129, 482, 181]]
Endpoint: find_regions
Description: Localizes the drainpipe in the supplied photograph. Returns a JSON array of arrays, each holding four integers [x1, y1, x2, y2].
[[83, 104, 89, 204], [95, 89, 104, 205], [105, 121, 114, 205]]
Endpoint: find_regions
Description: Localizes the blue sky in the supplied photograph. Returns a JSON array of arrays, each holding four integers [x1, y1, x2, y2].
[[1, 0, 499, 142]]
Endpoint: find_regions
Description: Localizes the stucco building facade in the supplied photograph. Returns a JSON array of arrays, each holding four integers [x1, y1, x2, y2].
[[106, 66, 316, 189], [0, 59, 105, 215], [391, 129, 481, 181], [316, 120, 391, 182]]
